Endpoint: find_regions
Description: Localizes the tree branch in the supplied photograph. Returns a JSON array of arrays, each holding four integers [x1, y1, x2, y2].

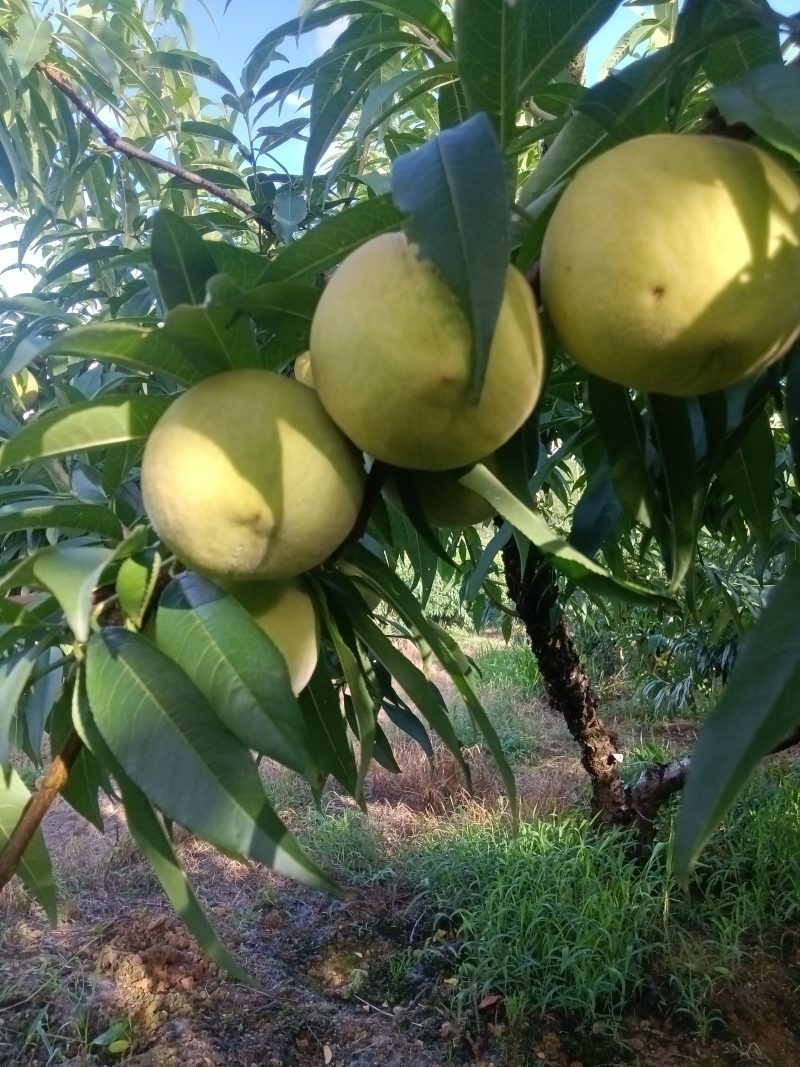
[[0, 730, 83, 896], [38, 64, 273, 235]]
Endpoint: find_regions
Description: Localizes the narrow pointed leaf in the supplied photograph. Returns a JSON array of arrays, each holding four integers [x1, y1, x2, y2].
[[0, 395, 173, 469], [0, 649, 38, 766], [0, 768, 57, 923], [154, 574, 317, 780], [520, 0, 620, 95], [42, 323, 204, 385], [85, 628, 334, 891], [459, 464, 664, 606], [392, 113, 509, 400], [151, 210, 219, 311], [120, 779, 253, 982], [256, 198, 404, 286], [675, 568, 800, 879], [298, 664, 359, 796], [455, 0, 524, 145]]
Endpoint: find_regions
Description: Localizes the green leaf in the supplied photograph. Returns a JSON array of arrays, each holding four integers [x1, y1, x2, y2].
[[0, 498, 122, 540], [716, 411, 775, 554], [210, 280, 319, 335], [181, 120, 242, 148], [142, 48, 237, 94], [0, 296, 79, 328], [85, 628, 335, 891], [455, 0, 524, 146], [0, 650, 38, 767], [49, 691, 105, 831], [333, 582, 467, 774], [588, 378, 662, 534], [116, 551, 161, 629], [154, 574, 317, 780], [163, 300, 260, 373], [0, 395, 173, 469], [150, 210, 220, 311], [298, 664, 359, 796], [304, 48, 403, 188], [41, 323, 204, 386], [71, 674, 251, 979], [647, 394, 702, 590], [569, 457, 623, 559], [0, 767, 57, 923], [0, 545, 114, 643], [459, 463, 665, 607], [10, 13, 52, 78], [520, 0, 620, 96], [675, 568, 800, 879], [316, 595, 376, 800], [702, 0, 780, 85], [391, 113, 510, 400], [256, 198, 404, 286], [120, 778, 253, 982], [714, 64, 800, 164]]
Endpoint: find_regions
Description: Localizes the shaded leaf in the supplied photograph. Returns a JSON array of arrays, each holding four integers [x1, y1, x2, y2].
[[0, 395, 173, 469], [154, 574, 317, 780], [675, 568, 800, 879], [41, 323, 204, 385], [0, 767, 57, 923], [151, 210, 219, 311], [392, 113, 509, 400], [85, 629, 335, 890]]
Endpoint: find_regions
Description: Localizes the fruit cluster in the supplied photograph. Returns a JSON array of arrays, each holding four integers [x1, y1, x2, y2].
[[141, 133, 800, 690]]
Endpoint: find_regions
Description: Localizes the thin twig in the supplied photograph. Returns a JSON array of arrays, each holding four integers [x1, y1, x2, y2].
[[37, 64, 273, 235], [0, 730, 83, 895]]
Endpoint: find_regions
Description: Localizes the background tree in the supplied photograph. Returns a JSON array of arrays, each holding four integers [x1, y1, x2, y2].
[[0, 0, 799, 974]]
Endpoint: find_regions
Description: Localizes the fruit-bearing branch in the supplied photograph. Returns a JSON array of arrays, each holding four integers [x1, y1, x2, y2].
[[37, 64, 273, 235], [0, 729, 83, 896]]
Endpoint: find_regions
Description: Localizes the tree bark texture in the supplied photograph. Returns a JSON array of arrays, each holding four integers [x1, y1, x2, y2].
[[501, 536, 631, 823]]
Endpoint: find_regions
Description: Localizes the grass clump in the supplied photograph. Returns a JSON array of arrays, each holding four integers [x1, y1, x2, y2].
[[404, 817, 664, 1021], [399, 765, 800, 1027]]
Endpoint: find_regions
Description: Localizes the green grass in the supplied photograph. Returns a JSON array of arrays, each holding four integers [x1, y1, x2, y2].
[[451, 687, 540, 763], [394, 765, 800, 1029], [473, 640, 540, 692]]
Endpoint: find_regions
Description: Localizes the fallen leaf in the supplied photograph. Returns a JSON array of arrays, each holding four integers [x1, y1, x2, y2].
[[323, 1044, 333, 1064], [478, 993, 501, 1010]]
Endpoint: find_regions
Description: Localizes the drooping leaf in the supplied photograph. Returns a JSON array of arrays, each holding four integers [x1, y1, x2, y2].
[[150, 210, 220, 311], [455, 0, 524, 146], [392, 113, 510, 400], [0, 767, 57, 923], [142, 48, 237, 94], [49, 690, 105, 831], [588, 377, 663, 532], [256, 197, 404, 286], [0, 649, 38, 767], [85, 628, 335, 891], [716, 411, 775, 554], [298, 664, 359, 796], [41, 323, 205, 385], [714, 64, 800, 163], [154, 574, 317, 780], [120, 778, 254, 982], [647, 394, 702, 590], [520, 0, 620, 96], [459, 463, 664, 606], [675, 568, 800, 879], [0, 395, 173, 469]]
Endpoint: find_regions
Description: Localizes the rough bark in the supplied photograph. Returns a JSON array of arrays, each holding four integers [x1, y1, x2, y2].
[[501, 535, 631, 823]]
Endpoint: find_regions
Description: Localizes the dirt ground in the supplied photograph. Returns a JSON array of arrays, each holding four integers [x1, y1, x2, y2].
[[3, 682, 800, 1066]]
